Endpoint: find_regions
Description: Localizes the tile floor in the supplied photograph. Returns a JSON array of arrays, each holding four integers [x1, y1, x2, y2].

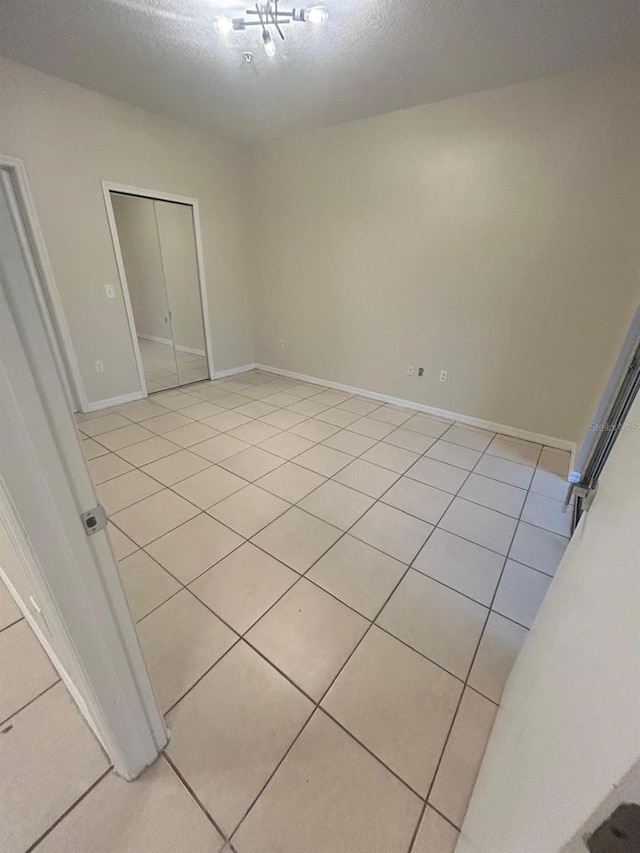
[[1, 369, 573, 852], [138, 337, 209, 391]]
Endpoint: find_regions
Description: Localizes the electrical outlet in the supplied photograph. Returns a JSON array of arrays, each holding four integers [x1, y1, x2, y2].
[[407, 366, 415, 376], [418, 367, 424, 376], [104, 284, 115, 299], [94, 360, 104, 373], [279, 339, 285, 350], [439, 370, 448, 383]]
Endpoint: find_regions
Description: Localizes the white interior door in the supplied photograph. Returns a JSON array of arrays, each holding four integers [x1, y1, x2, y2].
[[456, 392, 640, 852], [0, 160, 167, 780]]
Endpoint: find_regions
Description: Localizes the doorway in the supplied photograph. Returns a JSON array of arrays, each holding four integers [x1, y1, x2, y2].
[[0, 157, 167, 802], [103, 184, 214, 395], [568, 305, 640, 529]]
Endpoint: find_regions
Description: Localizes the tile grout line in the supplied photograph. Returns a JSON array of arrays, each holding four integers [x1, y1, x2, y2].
[[73, 371, 570, 847], [404, 441, 547, 847], [227, 452, 449, 840], [227, 462, 450, 840], [0, 614, 24, 634], [162, 634, 244, 716], [114, 378, 556, 684], [110, 380, 561, 677], [23, 767, 113, 853], [161, 451, 445, 841], [0, 677, 61, 729], [93, 380, 568, 537], [406, 683, 469, 849], [98, 380, 389, 537], [124, 382, 434, 837], [81, 374, 353, 443], [37, 378, 366, 846], [106, 413, 555, 558], [135, 419, 416, 690], [69, 380, 446, 835], [402, 434, 546, 850], [163, 753, 236, 851], [227, 533, 412, 837], [109, 390, 434, 566]]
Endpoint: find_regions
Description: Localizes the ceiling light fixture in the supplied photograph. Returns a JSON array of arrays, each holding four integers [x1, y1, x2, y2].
[[262, 29, 276, 57], [215, 2, 329, 57], [214, 15, 234, 34], [303, 5, 329, 24]]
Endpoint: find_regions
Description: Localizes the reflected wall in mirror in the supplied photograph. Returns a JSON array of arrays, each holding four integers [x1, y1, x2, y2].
[[153, 200, 208, 386], [111, 192, 209, 393]]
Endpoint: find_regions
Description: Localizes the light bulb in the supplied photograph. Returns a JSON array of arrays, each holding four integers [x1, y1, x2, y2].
[[262, 30, 276, 57], [214, 16, 233, 34], [305, 5, 329, 24]]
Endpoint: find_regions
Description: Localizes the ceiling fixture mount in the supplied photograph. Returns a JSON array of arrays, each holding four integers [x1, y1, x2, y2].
[[215, 2, 329, 57]]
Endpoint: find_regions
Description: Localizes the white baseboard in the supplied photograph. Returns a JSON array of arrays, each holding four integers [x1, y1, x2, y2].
[[84, 361, 576, 456], [176, 344, 206, 357], [138, 334, 205, 357], [255, 363, 576, 455], [83, 390, 145, 413], [81, 364, 256, 412], [213, 363, 257, 379]]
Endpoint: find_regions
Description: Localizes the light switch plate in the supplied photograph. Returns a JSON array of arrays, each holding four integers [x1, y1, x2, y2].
[[105, 284, 115, 299]]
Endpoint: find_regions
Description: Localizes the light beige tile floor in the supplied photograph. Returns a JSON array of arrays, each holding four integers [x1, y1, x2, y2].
[[2, 369, 572, 852], [138, 337, 209, 392], [0, 619, 58, 723]]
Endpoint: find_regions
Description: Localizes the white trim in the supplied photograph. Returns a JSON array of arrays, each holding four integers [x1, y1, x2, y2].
[[104, 182, 205, 208], [101, 184, 149, 398], [138, 333, 205, 357], [0, 494, 103, 746], [1, 173, 167, 780], [213, 363, 257, 379], [190, 198, 216, 380], [83, 390, 145, 413], [572, 304, 640, 481], [255, 363, 576, 453], [101, 181, 215, 396], [0, 156, 88, 412]]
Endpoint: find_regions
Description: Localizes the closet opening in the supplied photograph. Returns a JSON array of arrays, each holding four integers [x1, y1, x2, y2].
[[103, 183, 214, 395]]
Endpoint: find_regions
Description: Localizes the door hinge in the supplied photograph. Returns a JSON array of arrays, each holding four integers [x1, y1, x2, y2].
[[81, 505, 108, 536]]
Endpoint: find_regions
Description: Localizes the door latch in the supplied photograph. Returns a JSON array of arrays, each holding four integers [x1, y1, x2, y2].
[[80, 505, 108, 536], [563, 482, 598, 513]]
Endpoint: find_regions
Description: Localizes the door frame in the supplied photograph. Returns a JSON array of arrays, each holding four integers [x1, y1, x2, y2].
[[570, 304, 640, 484], [0, 155, 88, 412], [101, 181, 215, 395], [1, 161, 167, 780]]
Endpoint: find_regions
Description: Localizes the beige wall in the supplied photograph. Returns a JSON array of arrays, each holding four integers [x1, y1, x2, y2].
[[251, 63, 640, 443], [1, 58, 637, 439], [457, 392, 640, 852], [0, 57, 253, 404]]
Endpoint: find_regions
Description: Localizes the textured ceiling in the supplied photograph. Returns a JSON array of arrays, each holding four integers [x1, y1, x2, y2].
[[1, 0, 639, 140]]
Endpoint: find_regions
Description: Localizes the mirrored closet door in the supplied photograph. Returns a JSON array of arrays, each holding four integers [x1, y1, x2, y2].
[[110, 192, 209, 393]]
